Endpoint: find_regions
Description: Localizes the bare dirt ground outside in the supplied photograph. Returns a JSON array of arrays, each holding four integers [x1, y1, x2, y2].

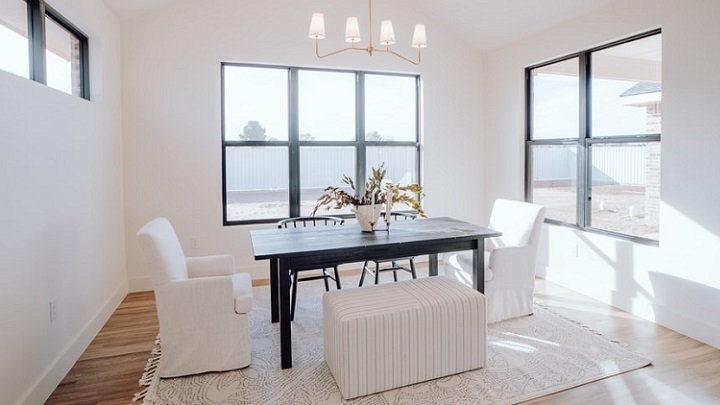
[[226, 189, 411, 221], [226, 186, 659, 240], [533, 185, 659, 240]]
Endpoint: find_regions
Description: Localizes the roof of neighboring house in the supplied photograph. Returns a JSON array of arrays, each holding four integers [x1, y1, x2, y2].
[[620, 82, 662, 97]]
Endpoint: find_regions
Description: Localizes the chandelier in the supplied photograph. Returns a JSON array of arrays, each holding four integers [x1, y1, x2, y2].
[[308, 0, 427, 65]]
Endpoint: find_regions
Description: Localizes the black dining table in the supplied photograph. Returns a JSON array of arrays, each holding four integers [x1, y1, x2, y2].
[[250, 216, 501, 369]]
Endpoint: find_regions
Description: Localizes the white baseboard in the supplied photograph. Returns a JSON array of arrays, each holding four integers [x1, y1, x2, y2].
[[128, 274, 153, 292], [541, 265, 720, 351], [651, 302, 720, 350], [20, 281, 128, 405]]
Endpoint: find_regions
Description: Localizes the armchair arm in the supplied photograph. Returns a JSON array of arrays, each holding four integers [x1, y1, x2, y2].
[[186, 254, 235, 278], [231, 272, 253, 314], [155, 272, 253, 326], [487, 245, 535, 285]]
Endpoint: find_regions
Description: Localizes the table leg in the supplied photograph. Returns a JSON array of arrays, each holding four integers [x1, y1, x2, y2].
[[270, 259, 279, 323], [428, 253, 439, 276], [279, 258, 293, 369], [472, 240, 485, 294]]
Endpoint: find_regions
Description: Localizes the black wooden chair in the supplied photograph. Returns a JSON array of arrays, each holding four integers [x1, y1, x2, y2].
[[277, 216, 344, 321], [358, 212, 418, 286]]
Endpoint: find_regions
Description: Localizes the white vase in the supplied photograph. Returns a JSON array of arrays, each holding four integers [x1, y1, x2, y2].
[[352, 204, 383, 232]]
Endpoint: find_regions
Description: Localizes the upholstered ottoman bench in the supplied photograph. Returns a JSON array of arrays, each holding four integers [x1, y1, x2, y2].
[[323, 276, 487, 399]]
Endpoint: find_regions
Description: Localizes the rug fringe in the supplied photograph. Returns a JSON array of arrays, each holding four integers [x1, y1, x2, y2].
[[132, 334, 162, 404]]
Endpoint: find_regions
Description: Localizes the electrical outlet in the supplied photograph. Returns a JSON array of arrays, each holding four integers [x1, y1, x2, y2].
[[190, 237, 199, 249], [50, 299, 58, 323]]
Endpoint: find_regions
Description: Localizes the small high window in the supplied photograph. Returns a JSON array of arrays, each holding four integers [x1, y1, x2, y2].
[[0, 0, 89, 99]]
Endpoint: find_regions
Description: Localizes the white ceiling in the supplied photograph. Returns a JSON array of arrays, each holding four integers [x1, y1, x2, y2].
[[101, 0, 618, 53]]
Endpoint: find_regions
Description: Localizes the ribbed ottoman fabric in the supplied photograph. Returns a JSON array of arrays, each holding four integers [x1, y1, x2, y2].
[[323, 276, 487, 399]]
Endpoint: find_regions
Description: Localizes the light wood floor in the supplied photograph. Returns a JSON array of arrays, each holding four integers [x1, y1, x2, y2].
[[46, 276, 720, 404]]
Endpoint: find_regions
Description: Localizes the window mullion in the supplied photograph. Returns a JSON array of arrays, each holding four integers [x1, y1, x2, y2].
[[356, 72, 366, 195], [524, 69, 533, 202], [26, 0, 46, 84], [415, 76, 422, 185], [80, 33, 89, 98], [578, 52, 590, 228], [288, 68, 300, 218]]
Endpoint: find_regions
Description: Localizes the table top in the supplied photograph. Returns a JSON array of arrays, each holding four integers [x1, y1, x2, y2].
[[250, 216, 500, 261]]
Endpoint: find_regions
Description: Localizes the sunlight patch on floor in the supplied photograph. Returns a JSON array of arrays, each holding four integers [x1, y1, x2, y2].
[[489, 340, 537, 353], [502, 331, 560, 347]]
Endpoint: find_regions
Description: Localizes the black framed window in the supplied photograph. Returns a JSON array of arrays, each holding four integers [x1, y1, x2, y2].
[[221, 64, 421, 225], [526, 30, 661, 245], [0, 0, 89, 99]]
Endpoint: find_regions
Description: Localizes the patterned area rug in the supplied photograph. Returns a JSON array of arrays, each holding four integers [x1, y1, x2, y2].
[[136, 276, 651, 404]]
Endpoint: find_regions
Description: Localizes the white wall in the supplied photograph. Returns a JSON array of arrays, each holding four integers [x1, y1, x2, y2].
[[483, 0, 720, 349], [122, 0, 485, 290], [0, 1, 126, 404]]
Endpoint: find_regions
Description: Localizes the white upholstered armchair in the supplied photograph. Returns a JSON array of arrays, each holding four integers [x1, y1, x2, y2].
[[136, 217, 253, 378], [444, 199, 546, 323]]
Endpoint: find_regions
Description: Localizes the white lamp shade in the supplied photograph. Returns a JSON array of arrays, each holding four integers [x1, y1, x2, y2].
[[345, 17, 361, 43], [308, 13, 325, 39], [411, 24, 427, 48], [379, 20, 396, 46]]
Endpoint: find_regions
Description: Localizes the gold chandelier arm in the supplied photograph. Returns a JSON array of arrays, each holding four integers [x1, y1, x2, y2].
[[373, 48, 422, 65], [315, 39, 371, 59]]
